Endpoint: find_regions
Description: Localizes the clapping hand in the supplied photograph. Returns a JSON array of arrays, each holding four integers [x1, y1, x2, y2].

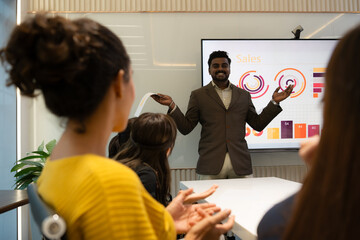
[[183, 184, 218, 204], [185, 208, 235, 240], [166, 188, 221, 234]]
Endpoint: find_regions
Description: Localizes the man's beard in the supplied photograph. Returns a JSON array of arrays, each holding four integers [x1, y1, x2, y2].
[[212, 71, 229, 82]]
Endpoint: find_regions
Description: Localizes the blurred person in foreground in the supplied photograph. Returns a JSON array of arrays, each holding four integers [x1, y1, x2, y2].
[[257, 24, 360, 240], [0, 14, 234, 240]]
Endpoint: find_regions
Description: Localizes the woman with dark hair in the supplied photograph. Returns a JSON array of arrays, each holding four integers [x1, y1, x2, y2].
[[108, 117, 137, 158], [257, 24, 360, 240], [1, 14, 234, 240], [110, 113, 219, 208], [114, 113, 176, 206]]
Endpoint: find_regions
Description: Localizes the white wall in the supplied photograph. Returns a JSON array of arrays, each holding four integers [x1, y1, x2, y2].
[[22, 12, 360, 168]]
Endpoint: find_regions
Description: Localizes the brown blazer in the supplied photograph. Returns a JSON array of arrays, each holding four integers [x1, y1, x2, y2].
[[169, 83, 282, 175]]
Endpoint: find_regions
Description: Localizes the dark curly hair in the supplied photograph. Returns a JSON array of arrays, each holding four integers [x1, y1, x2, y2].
[[207, 50, 231, 68], [0, 14, 130, 133]]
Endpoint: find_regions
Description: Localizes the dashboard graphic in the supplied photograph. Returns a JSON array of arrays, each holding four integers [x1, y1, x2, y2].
[[274, 68, 306, 98], [239, 70, 269, 98], [202, 39, 338, 149]]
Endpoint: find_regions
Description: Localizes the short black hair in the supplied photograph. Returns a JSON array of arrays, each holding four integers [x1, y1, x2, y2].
[[208, 50, 231, 68]]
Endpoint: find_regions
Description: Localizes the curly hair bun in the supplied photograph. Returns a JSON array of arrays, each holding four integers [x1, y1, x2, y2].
[[1, 14, 130, 126]]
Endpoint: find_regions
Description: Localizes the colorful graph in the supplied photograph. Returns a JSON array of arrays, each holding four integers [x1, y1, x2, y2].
[[239, 67, 321, 142], [248, 123, 320, 141], [313, 68, 325, 98], [245, 126, 263, 137], [239, 70, 269, 99], [274, 68, 306, 98], [277, 122, 321, 139]]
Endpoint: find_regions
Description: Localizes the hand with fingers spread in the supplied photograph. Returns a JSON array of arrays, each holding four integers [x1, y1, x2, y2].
[[185, 208, 235, 240], [174, 203, 222, 234], [272, 85, 294, 103], [183, 184, 218, 205], [166, 188, 221, 234], [151, 93, 176, 110]]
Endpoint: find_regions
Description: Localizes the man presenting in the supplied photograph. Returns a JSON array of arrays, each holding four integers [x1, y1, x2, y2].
[[152, 51, 293, 179]]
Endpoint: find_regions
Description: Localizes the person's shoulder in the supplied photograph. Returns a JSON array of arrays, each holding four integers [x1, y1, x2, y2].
[[39, 154, 146, 207], [81, 154, 129, 168], [231, 84, 248, 93], [80, 154, 141, 183], [136, 164, 156, 175], [257, 193, 296, 240], [136, 164, 157, 183], [190, 83, 212, 96], [195, 83, 212, 91]]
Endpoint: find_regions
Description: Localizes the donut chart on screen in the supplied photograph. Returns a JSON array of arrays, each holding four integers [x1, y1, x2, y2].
[[274, 68, 306, 98], [239, 70, 269, 98], [252, 129, 263, 136], [245, 126, 263, 137]]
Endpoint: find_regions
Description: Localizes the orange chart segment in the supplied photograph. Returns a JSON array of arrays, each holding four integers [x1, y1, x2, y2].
[[294, 124, 306, 138], [267, 128, 280, 139]]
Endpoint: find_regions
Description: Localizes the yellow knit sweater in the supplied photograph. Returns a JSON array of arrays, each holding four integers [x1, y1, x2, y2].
[[37, 154, 175, 240]]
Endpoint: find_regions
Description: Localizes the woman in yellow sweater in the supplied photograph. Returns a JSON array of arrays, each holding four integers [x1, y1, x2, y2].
[[1, 15, 234, 239]]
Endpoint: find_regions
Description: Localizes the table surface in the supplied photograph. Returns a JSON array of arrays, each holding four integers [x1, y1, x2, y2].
[[0, 190, 29, 214], [180, 177, 301, 240]]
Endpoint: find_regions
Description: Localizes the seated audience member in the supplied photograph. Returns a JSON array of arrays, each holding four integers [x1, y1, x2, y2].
[[1, 14, 234, 239], [257, 24, 360, 240], [112, 113, 218, 206], [114, 113, 175, 205], [108, 117, 136, 158]]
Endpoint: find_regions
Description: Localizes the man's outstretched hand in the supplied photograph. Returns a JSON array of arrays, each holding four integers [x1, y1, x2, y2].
[[272, 85, 294, 103], [151, 93, 175, 110]]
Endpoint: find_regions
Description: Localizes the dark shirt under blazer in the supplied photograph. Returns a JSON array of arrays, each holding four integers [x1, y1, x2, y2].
[[169, 83, 282, 175]]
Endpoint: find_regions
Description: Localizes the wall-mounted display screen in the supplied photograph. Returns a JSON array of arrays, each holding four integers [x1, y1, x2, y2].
[[202, 39, 338, 149]]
